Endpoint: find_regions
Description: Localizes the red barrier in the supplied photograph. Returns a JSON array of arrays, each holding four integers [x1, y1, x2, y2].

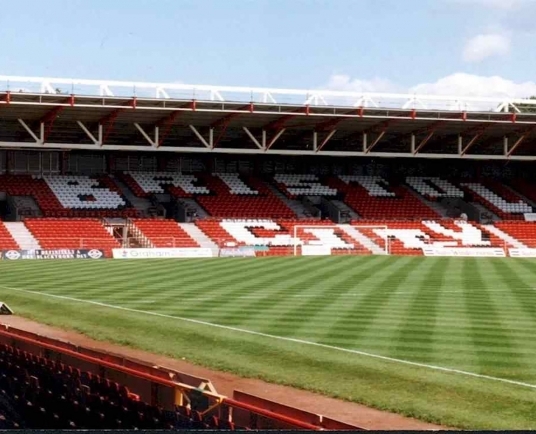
[[0, 324, 337, 430]]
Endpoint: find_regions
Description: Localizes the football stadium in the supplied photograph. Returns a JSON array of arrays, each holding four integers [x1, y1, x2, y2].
[[0, 73, 536, 430]]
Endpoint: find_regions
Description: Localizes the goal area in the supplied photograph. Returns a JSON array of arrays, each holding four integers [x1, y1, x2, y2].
[[292, 225, 390, 256]]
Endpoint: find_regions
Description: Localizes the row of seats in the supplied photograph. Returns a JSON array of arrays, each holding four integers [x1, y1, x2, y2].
[[274, 174, 338, 197], [195, 174, 295, 218], [194, 218, 531, 256], [43, 176, 127, 210], [131, 219, 199, 248], [23, 219, 120, 256], [1, 218, 535, 256], [460, 180, 533, 218], [0, 344, 176, 429], [75, 171, 536, 221], [4, 172, 536, 221], [406, 177, 464, 200], [0, 223, 18, 250], [0, 343, 254, 430], [328, 177, 440, 220]]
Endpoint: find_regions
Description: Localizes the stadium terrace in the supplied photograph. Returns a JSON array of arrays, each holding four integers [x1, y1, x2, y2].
[[2, 76, 536, 430]]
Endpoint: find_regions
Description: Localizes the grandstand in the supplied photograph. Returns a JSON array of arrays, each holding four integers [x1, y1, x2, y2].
[[1, 75, 536, 429]]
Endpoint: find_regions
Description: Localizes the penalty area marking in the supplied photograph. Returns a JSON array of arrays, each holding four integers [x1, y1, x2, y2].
[[1, 284, 536, 391]]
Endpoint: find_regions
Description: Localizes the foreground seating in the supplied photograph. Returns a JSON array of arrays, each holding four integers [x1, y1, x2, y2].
[[0, 344, 179, 429], [24, 219, 120, 256]]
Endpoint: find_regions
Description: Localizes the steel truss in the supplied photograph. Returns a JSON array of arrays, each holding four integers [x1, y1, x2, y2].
[[0, 76, 535, 160], [2, 75, 536, 112]]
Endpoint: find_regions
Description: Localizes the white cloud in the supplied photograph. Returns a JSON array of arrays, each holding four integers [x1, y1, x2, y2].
[[325, 74, 399, 93], [462, 33, 510, 62], [410, 73, 536, 98], [323, 73, 536, 99]]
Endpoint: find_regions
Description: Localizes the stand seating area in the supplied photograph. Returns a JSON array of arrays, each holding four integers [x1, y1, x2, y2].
[[460, 180, 533, 220], [494, 221, 536, 247], [131, 219, 199, 248], [0, 343, 197, 429], [23, 219, 120, 255], [0, 223, 19, 250], [328, 176, 440, 220], [0, 175, 136, 218]]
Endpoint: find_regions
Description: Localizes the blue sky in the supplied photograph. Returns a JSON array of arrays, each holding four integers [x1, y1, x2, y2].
[[0, 0, 535, 97]]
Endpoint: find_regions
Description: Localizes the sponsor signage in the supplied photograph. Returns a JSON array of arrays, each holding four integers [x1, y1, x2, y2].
[[112, 248, 214, 259], [220, 247, 256, 257], [1, 249, 105, 260], [422, 247, 505, 257], [301, 245, 332, 256], [509, 248, 536, 258]]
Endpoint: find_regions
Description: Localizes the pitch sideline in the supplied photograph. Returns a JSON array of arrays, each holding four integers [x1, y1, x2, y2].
[[1, 284, 535, 391]]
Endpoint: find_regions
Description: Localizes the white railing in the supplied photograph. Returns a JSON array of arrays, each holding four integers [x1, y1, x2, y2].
[[1, 75, 536, 112]]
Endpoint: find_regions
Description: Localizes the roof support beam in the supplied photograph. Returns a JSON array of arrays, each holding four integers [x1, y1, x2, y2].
[[410, 120, 445, 137], [313, 110, 354, 132], [155, 110, 183, 147], [241, 127, 286, 150], [413, 131, 435, 155], [4, 139, 536, 160], [266, 128, 286, 150], [189, 125, 213, 148], [262, 106, 308, 131], [362, 118, 401, 153], [18, 119, 41, 144], [210, 104, 254, 148], [506, 125, 536, 157], [77, 121, 100, 145], [211, 104, 253, 129], [460, 133, 483, 156], [314, 130, 337, 152], [39, 105, 65, 143], [365, 131, 386, 153], [134, 123, 158, 148], [459, 124, 492, 156], [98, 97, 137, 144], [243, 127, 263, 149]]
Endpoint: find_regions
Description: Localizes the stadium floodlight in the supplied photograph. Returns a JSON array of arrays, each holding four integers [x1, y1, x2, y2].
[[0, 302, 13, 315], [292, 224, 389, 256]]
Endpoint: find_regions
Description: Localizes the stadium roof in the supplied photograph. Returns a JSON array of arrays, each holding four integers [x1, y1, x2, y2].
[[0, 75, 536, 160]]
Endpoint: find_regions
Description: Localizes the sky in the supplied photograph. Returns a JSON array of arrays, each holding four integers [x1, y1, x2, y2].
[[0, 0, 535, 98]]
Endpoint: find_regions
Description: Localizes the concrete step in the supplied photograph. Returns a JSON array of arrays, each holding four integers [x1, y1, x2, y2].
[[113, 177, 153, 215], [482, 225, 528, 249], [331, 200, 360, 220], [178, 198, 210, 219], [471, 202, 501, 222], [3, 222, 41, 250], [178, 222, 219, 255], [338, 224, 386, 255], [403, 185, 449, 218], [263, 183, 307, 218]]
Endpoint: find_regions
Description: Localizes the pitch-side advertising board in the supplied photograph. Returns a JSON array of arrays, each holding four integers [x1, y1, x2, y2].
[[112, 248, 214, 259]]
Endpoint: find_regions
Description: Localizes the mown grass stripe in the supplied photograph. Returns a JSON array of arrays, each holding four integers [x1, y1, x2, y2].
[[389, 257, 448, 361], [2, 257, 536, 429]]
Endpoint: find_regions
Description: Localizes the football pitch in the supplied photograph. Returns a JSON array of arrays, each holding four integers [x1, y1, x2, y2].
[[1, 255, 536, 429]]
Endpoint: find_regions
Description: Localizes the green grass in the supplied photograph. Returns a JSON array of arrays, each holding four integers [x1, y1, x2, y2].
[[1, 255, 536, 429]]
